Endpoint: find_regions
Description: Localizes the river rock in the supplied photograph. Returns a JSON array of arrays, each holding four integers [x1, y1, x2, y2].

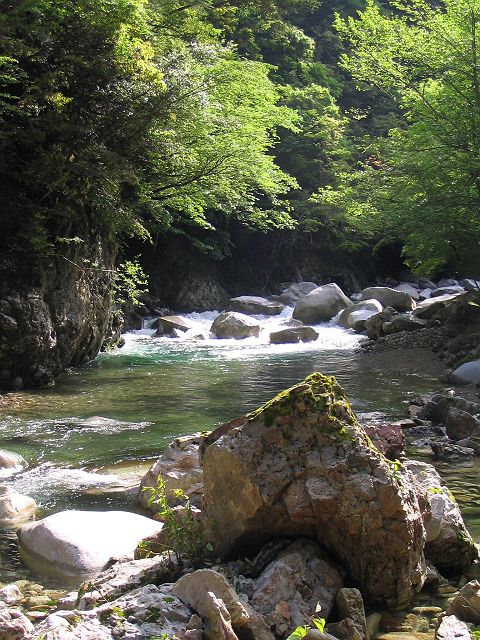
[[18, 511, 164, 581], [396, 284, 420, 301], [451, 360, 480, 386], [269, 327, 319, 344], [365, 308, 397, 339], [0, 584, 22, 605], [154, 315, 193, 336], [0, 608, 34, 639], [278, 282, 318, 306], [32, 584, 193, 640], [338, 300, 383, 329], [173, 569, 274, 640], [462, 279, 480, 291], [361, 287, 416, 311], [211, 312, 261, 339], [431, 286, 466, 297], [446, 580, 480, 623], [0, 450, 26, 477], [293, 284, 352, 323], [138, 433, 204, 513], [430, 441, 474, 460], [336, 588, 367, 640], [403, 460, 477, 573], [227, 296, 284, 316], [435, 615, 471, 640], [383, 315, 427, 335], [202, 373, 426, 608], [250, 539, 343, 636], [0, 485, 36, 524], [444, 408, 480, 441], [418, 288, 432, 300], [363, 422, 405, 459]]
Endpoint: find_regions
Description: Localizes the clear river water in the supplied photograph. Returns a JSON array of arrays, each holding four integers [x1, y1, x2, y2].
[[0, 309, 479, 586]]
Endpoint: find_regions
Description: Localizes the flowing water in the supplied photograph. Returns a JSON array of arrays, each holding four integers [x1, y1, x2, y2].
[[0, 309, 477, 585]]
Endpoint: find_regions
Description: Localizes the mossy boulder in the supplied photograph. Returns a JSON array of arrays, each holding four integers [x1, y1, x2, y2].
[[202, 373, 427, 609]]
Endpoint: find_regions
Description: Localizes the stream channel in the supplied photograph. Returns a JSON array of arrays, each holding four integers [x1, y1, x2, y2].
[[1, 308, 479, 593]]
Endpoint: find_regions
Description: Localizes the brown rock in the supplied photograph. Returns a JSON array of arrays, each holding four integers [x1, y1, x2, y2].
[[446, 580, 480, 624], [202, 373, 426, 608], [336, 588, 367, 640], [363, 423, 405, 459]]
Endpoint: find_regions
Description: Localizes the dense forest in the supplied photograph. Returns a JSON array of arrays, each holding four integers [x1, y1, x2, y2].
[[2, 0, 479, 285]]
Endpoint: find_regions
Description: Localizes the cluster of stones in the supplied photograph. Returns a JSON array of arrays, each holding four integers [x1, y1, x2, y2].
[[3, 373, 480, 639]]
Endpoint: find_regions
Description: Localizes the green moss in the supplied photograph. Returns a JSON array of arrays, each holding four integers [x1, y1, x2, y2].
[[247, 372, 360, 443]]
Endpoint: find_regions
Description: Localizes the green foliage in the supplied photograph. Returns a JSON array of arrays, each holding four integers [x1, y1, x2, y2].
[[333, 0, 480, 275], [142, 474, 211, 566], [113, 259, 148, 307], [287, 615, 326, 639]]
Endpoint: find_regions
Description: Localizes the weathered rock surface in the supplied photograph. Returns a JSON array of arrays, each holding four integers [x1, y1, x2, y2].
[[293, 284, 352, 323], [435, 615, 471, 640], [451, 360, 480, 386], [403, 460, 477, 573], [338, 300, 383, 329], [211, 312, 261, 339], [174, 272, 230, 312], [430, 441, 474, 461], [139, 433, 204, 513], [250, 539, 343, 636], [269, 327, 319, 344], [32, 584, 194, 640], [278, 282, 318, 306], [154, 315, 193, 336], [365, 308, 397, 339], [383, 315, 427, 335], [444, 407, 480, 441], [336, 588, 368, 640], [0, 485, 36, 524], [18, 510, 164, 581], [0, 236, 116, 391], [202, 373, 426, 608], [173, 569, 274, 640], [0, 607, 34, 639], [227, 296, 284, 316], [0, 584, 22, 605], [361, 287, 416, 312], [363, 422, 405, 459], [446, 579, 480, 623], [395, 284, 420, 301]]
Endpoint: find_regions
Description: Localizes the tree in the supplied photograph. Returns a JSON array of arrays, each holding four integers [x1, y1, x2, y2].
[[330, 0, 480, 275]]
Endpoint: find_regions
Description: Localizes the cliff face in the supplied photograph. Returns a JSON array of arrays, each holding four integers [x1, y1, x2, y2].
[[0, 234, 116, 390]]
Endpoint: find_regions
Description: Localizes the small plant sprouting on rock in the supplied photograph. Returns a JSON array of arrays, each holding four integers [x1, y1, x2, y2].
[[287, 615, 326, 639], [143, 474, 212, 567]]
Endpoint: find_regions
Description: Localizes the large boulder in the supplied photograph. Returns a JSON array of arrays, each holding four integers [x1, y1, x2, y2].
[[451, 360, 480, 386], [338, 300, 383, 329], [382, 315, 427, 335], [154, 315, 193, 336], [395, 284, 420, 301], [365, 308, 397, 339], [227, 296, 284, 316], [249, 539, 343, 637], [202, 373, 426, 608], [269, 327, 319, 344], [403, 460, 477, 573], [361, 287, 416, 312], [138, 433, 204, 513], [278, 282, 318, 306], [18, 511, 164, 581], [446, 580, 480, 623], [293, 284, 352, 323], [211, 312, 260, 340]]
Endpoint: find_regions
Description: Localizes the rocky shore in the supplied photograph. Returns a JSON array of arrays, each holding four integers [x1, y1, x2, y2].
[[0, 374, 479, 639]]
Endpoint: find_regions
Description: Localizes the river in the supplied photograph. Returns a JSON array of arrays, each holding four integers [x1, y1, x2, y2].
[[0, 309, 478, 585]]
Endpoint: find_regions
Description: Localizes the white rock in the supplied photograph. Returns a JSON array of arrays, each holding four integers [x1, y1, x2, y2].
[[361, 286, 416, 311], [395, 283, 420, 300], [0, 584, 22, 605], [338, 299, 383, 328], [451, 360, 480, 386], [0, 486, 36, 524], [18, 511, 164, 581], [0, 450, 26, 478], [462, 279, 480, 291], [293, 283, 352, 323]]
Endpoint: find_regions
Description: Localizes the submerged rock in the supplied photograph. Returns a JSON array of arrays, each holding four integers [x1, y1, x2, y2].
[[18, 510, 164, 582], [155, 315, 193, 336], [210, 312, 260, 339], [202, 373, 426, 608], [293, 284, 352, 323]]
